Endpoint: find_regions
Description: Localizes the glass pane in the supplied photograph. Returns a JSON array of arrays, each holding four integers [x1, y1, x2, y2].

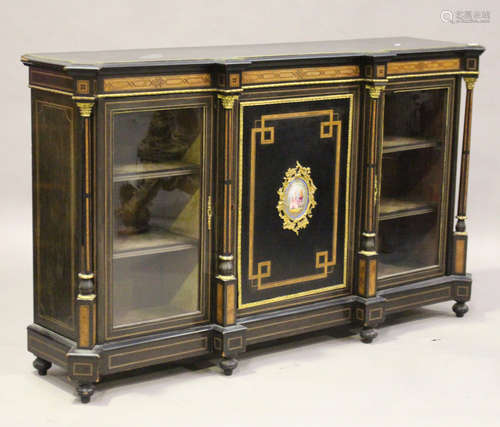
[[378, 88, 447, 279], [113, 108, 202, 179], [383, 89, 446, 151], [379, 149, 443, 221], [113, 251, 199, 326], [378, 215, 439, 277], [111, 107, 202, 327]]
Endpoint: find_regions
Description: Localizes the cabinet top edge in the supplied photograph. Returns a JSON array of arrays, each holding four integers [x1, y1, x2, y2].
[[21, 37, 485, 70]]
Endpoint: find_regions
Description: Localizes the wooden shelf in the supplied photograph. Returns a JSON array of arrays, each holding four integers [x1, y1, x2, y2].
[[379, 198, 436, 221], [114, 161, 199, 182], [114, 305, 192, 328], [377, 258, 434, 278], [383, 136, 440, 154], [113, 225, 197, 259]]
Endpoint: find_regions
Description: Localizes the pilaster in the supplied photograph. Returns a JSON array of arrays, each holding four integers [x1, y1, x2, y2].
[[452, 76, 477, 275], [357, 80, 386, 299], [73, 84, 97, 349]]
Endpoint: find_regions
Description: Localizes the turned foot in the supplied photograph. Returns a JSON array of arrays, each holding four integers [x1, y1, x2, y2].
[[76, 383, 95, 404], [360, 326, 378, 344], [33, 357, 52, 376], [218, 357, 238, 376], [453, 301, 469, 318]]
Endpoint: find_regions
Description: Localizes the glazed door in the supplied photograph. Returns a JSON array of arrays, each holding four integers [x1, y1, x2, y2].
[[377, 78, 456, 288], [98, 94, 213, 341], [237, 89, 357, 313]]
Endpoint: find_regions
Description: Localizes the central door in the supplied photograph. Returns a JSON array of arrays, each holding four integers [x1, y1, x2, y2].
[[238, 91, 356, 311]]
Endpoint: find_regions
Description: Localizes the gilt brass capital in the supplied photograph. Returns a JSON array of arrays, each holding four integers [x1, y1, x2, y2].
[[366, 84, 385, 99], [217, 94, 238, 110], [76, 102, 94, 117], [464, 77, 477, 90]]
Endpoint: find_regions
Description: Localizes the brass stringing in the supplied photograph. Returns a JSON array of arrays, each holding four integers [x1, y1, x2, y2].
[[276, 161, 317, 235]]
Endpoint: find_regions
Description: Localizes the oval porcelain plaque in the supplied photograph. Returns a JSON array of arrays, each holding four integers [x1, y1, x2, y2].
[[277, 161, 317, 235]]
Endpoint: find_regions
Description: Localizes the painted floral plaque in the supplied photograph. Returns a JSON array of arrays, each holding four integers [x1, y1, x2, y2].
[[277, 161, 317, 235]]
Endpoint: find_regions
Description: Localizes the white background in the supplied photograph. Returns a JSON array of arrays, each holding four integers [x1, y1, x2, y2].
[[0, 1, 499, 425]]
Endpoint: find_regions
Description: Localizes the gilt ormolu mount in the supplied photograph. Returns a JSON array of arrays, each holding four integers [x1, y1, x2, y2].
[[22, 37, 484, 402]]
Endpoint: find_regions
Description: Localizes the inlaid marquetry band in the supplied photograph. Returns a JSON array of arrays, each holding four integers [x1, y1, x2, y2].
[[242, 65, 360, 85], [387, 58, 460, 75], [29, 59, 475, 99], [103, 73, 211, 93]]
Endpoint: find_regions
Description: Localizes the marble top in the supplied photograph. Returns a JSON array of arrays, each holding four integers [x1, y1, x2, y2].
[[22, 37, 484, 69]]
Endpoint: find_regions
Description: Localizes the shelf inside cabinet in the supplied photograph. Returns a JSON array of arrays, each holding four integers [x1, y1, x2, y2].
[[377, 213, 439, 280], [383, 136, 440, 154], [114, 161, 200, 182], [378, 257, 436, 278], [114, 305, 192, 328], [113, 225, 197, 259], [379, 198, 436, 221]]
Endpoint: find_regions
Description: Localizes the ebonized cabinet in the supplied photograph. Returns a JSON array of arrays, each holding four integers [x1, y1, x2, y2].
[[22, 37, 484, 403]]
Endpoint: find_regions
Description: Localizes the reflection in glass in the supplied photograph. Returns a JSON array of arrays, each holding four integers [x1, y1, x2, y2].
[[378, 89, 447, 279], [384, 89, 446, 143], [111, 107, 203, 326], [113, 250, 199, 326], [378, 215, 439, 278], [113, 108, 202, 179]]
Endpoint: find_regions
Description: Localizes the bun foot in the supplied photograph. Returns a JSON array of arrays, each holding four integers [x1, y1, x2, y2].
[[33, 357, 52, 376], [360, 326, 378, 344], [76, 383, 95, 404], [453, 301, 469, 318], [219, 357, 238, 376]]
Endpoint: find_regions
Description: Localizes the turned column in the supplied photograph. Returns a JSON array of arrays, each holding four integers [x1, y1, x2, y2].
[[213, 90, 247, 375], [357, 84, 385, 299], [452, 77, 477, 276], [215, 93, 239, 327], [451, 76, 478, 318], [75, 100, 97, 350], [355, 82, 386, 343]]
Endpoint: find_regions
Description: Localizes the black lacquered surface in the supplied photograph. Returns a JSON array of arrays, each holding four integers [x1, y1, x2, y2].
[[239, 96, 352, 307]]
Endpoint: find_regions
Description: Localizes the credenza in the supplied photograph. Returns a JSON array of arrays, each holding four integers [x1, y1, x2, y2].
[[22, 37, 484, 402]]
